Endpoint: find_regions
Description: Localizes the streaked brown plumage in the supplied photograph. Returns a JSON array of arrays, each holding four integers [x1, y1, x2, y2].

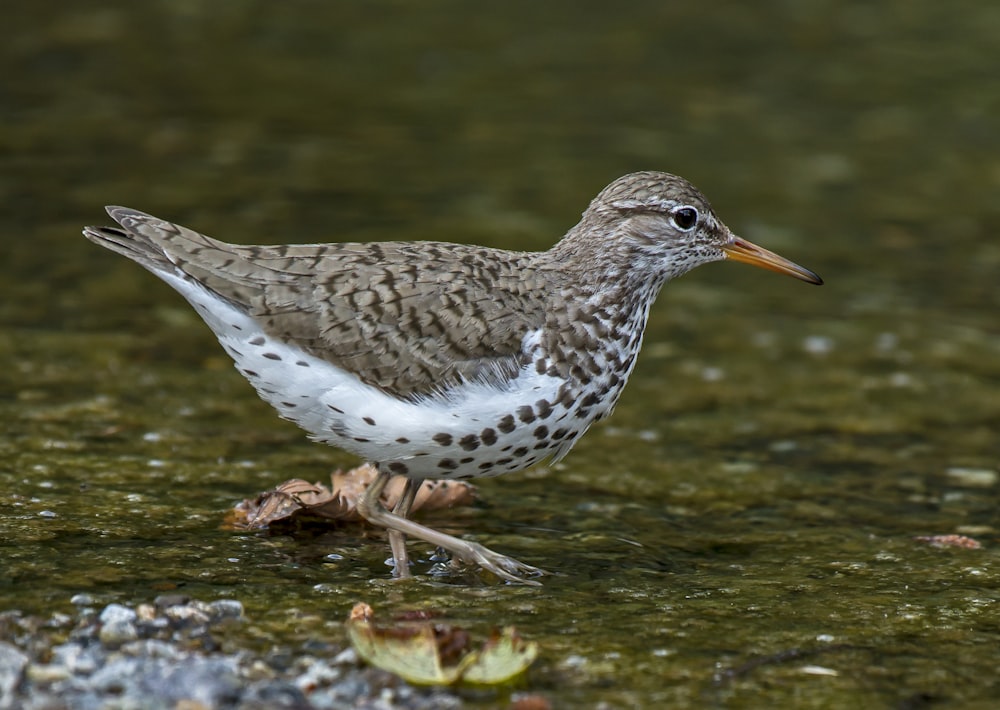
[[83, 171, 821, 584]]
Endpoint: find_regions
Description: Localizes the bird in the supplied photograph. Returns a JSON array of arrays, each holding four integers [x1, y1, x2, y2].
[[83, 171, 822, 585]]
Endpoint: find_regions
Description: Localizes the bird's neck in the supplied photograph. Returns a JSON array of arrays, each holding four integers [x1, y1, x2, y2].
[[546, 216, 670, 311]]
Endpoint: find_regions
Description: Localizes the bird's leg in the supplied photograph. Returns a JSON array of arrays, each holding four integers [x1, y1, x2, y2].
[[357, 465, 545, 585], [386, 476, 421, 578]]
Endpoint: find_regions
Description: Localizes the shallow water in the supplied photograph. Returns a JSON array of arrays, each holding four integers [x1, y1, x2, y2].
[[3, 1, 1000, 706]]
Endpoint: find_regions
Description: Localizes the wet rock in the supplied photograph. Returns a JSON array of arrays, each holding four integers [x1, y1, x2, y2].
[[69, 593, 96, 607], [945, 467, 998, 488], [89, 655, 243, 707], [208, 599, 244, 621], [154, 594, 192, 610], [99, 603, 137, 626], [99, 618, 139, 647], [0, 642, 29, 710], [239, 680, 311, 709]]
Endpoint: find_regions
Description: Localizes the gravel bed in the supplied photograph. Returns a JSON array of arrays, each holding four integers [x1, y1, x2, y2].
[[0, 595, 462, 710]]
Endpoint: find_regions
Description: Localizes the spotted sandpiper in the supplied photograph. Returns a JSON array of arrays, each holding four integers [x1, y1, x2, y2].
[[83, 171, 821, 585]]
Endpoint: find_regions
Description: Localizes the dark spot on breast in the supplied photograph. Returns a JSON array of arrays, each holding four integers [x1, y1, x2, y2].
[[459, 434, 479, 450], [388, 461, 409, 474], [500, 445, 512, 452], [231, 324, 243, 331], [281, 401, 297, 408], [460, 456, 474, 464], [478, 461, 495, 471], [353, 437, 370, 443], [249, 335, 266, 346], [513, 447, 529, 457], [552, 428, 569, 440], [396, 437, 410, 444], [362, 416, 376, 426], [327, 404, 344, 414], [533, 442, 549, 450], [535, 358, 546, 374], [535, 399, 553, 419], [438, 458, 459, 470], [242, 369, 259, 378], [497, 414, 516, 433], [433, 432, 453, 446], [533, 425, 549, 440], [517, 406, 536, 424], [295, 360, 310, 367], [480, 428, 498, 446], [575, 407, 591, 418], [496, 457, 513, 466], [262, 352, 281, 361], [581, 392, 600, 407]]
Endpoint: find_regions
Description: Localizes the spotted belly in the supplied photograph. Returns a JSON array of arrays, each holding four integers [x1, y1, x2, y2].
[[228, 326, 609, 480]]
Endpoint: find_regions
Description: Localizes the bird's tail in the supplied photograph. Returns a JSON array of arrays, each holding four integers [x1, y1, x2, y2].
[[82, 206, 183, 276]]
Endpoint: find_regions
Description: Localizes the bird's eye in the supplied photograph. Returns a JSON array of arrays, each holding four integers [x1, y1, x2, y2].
[[671, 206, 699, 231]]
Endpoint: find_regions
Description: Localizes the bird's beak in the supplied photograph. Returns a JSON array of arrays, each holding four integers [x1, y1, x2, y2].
[[722, 235, 823, 285]]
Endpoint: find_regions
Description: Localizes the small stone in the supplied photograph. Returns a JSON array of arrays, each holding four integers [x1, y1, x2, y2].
[[25, 662, 72, 683], [802, 335, 834, 355], [70, 593, 96, 606], [208, 599, 244, 620], [332, 647, 358, 665], [0, 643, 30, 706], [99, 618, 139, 647], [295, 658, 342, 692], [99, 603, 138, 625], [46, 612, 73, 628], [945, 467, 998, 488], [154, 594, 192, 610], [164, 604, 210, 626], [240, 681, 310, 708], [800, 665, 839, 676], [50, 642, 100, 675]]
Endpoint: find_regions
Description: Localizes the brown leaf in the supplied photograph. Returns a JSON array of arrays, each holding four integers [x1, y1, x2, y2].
[[914, 534, 983, 550], [346, 602, 537, 686], [225, 463, 476, 530]]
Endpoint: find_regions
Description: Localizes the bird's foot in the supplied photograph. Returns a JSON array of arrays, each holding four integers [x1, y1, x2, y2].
[[454, 541, 547, 586]]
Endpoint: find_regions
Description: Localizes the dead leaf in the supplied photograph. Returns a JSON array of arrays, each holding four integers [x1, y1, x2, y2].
[[914, 534, 983, 550], [225, 464, 476, 530], [346, 602, 537, 686]]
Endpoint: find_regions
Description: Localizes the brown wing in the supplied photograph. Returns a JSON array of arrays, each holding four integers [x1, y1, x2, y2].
[[94, 208, 551, 399]]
